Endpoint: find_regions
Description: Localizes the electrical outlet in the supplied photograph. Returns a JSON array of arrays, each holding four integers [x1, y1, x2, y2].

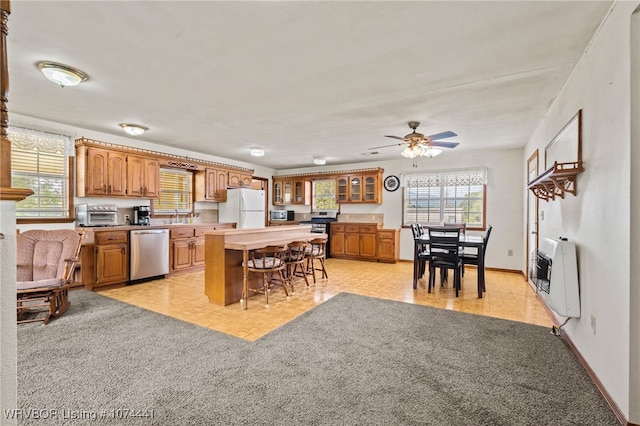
[[345, 215, 350, 220], [590, 315, 596, 334], [507, 249, 513, 256], [124, 215, 130, 222], [371, 215, 376, 221], [540, 210, 545, 220]]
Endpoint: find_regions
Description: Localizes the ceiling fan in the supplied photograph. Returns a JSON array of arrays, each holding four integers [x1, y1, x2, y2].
[[370, 121, 459, 158]]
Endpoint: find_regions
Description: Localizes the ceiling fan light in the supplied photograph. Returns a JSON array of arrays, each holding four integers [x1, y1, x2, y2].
[[37, 61, 88, 87], [119, 123, 148, 136], [402, 144, 424, 159], [422, 147, 442, 158]]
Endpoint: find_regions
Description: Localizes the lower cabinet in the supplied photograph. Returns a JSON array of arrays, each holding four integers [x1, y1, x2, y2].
[[170, 224, 234, 272], [376, 229, 400, 263], [91, 230, 129, 288], [329, 223, 399, 263], [80, 223, 237, 289]]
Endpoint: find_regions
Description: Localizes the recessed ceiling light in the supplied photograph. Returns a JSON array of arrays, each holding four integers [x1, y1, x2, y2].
[[37, 61, 88, 87], [249, 147, 265, 157], [313, 157, 326, 165], [119, 123, 148, 136]]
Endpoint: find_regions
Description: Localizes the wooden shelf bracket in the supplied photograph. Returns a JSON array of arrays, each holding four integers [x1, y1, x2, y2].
[[527, 161, 584, 201]]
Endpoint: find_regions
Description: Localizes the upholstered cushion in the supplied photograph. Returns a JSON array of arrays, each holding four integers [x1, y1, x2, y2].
[[17, 278, 64, 291], [305, 247, 323, 256], [244, 257, 283, 269], [16, 229, 80, 282]]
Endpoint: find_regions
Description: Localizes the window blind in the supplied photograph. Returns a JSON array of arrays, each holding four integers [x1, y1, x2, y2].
[[9, 127, 71, 218], [154, 169, 192, 213]]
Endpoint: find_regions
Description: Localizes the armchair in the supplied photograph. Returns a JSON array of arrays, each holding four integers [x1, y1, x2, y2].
[[17, 229, 83, 324]]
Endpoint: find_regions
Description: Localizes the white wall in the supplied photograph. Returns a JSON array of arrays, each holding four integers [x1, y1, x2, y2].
[[523, 2, 637, 421], [279, 147, 524, 270]]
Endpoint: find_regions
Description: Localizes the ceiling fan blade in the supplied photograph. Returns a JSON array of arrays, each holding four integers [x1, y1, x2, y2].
[[429, 141, 459, 149], [427, 131, 457, 141], [369, 143, 403, 150], [384, 135, 406, 141]]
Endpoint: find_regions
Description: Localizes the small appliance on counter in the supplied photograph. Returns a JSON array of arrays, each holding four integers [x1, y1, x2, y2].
[[270, 210, 295, 221], [76, 204, 118, 227], [133, 206, 150, 226]]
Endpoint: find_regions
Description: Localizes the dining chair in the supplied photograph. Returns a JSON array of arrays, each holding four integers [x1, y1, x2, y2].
[[461, 225, 493, 293], [411, 224, 429, 281], [427, 227, 463, 296], [304, 238, 328, 283], [246, 245, 288, 308], [444, 222, 467, 274], [284, 240, 310, 293]]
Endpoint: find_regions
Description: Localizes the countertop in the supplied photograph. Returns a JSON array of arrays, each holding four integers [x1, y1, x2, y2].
[[77, 223, 236, 244]]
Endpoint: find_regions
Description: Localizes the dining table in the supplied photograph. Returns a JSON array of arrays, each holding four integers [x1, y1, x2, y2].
[[413, 233, 486, 298]]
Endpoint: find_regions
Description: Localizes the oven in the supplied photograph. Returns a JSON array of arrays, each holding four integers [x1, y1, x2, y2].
[[302, 212, 337, 258]]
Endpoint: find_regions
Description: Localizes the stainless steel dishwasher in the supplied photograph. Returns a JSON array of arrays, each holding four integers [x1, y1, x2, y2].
[[130, 229, 170, 281]]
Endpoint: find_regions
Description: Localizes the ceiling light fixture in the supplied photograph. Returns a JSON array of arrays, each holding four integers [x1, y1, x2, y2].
[[119, 123, 148, 136], [400, 143, 442, 159], [422, 147, 442, 158], [249, 147, 265, 157], [37, 61, 88, 87], [313, 157, 326, 165]]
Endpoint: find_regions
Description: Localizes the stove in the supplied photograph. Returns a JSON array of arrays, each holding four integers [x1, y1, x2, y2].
[[301, 211, 337, 257]]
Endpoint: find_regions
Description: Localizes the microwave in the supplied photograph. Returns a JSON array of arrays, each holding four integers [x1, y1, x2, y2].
[[76, 204, 118, 227], [271, 210, 295, 221]]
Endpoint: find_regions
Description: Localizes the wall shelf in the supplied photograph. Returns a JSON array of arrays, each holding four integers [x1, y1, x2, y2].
[[527, 161, 584, 201]]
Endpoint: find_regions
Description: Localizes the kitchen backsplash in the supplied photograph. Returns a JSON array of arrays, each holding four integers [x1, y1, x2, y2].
[[337, 213, 384, 224], [118, 208, 219, 225]]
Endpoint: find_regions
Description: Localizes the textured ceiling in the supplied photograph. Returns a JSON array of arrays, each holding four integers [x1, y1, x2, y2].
[[7, 1, 612, 170]]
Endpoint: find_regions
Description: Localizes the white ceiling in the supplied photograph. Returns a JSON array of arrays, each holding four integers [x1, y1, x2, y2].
[[7, 1, 612, 170]]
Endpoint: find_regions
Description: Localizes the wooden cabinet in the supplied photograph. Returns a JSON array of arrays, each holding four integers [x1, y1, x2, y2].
[[358, 224, 377, 258], [330, 223, 398, 263], [377, 229, 400, 263], [195, 168, 228, 202], [127, 155, 160, 198], [228, 170, 252, 188], [272, 178, 293, 205], [79, 147, 127, 197], [293, 179, 311, 205], [336, 170, 381, 204], [94, 230, 128, 286], [170, 224, 235, 272]]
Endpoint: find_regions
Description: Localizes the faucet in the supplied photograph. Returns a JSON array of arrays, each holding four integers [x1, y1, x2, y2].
[[173, 209, 180, 224]]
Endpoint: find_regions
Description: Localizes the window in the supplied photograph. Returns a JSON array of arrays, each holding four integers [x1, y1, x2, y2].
[[312, 179, 338, 211], [9, 127, 72, 220], [153, 168, 193, 214], [403, 169, 487, 229]]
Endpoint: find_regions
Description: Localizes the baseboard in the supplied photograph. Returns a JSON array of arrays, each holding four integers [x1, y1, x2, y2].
[[397, 259, 523, 276], [537, 293, 632, 425]]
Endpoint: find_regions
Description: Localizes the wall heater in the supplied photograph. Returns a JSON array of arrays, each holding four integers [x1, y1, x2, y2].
[[531, 238, 580, 318]]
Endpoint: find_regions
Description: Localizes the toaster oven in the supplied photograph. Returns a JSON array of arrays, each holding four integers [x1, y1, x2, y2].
[[76, 204, 118, 227]]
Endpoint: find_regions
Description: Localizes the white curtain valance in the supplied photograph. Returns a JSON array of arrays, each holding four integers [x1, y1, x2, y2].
[[403, 168, 488, 188], [8, 127, 71, 155]]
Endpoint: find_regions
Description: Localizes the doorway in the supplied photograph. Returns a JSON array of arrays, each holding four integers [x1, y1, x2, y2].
[[526, 150, 539, 285]]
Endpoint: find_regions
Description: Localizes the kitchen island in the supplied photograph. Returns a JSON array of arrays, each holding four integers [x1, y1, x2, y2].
[[204, 225, 325, 308]]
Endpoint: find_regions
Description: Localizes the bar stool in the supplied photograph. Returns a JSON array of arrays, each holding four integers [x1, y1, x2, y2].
[[284, 241, 310, 293], [304, 238, 328, 283], [245, 245, 288, 308]]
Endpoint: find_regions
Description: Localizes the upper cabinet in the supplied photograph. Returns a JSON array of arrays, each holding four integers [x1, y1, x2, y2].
[[273, 177, 310, 205], [293, 178, 311, 205], [273, 168, 383, 206], [273, 177, 293, 205], [195, 168, 228, 202], [336, 170, 381, 204], [126, 155, 160, 198], [228, 170, 252, 188], [77, 146, 127, 197], [76, 138, 253, 201]]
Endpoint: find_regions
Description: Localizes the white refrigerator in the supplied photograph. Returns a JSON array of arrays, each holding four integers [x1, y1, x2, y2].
[[218, 188, 266, 229]]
